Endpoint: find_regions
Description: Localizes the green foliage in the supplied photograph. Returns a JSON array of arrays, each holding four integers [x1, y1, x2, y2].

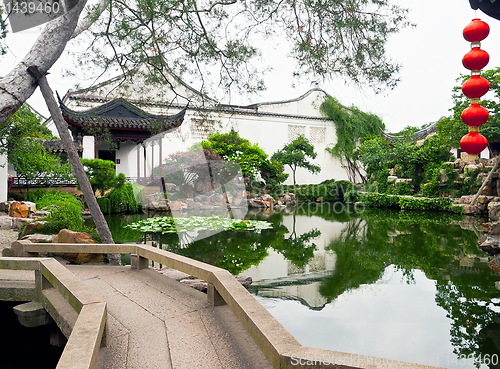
[[386, 181, 413, 196], [271, 135, 320, 187], [202, 130, 287, 190], [0, 104, 73, 183], [81, 158, 118, 195], [357, 133, 453, 194], [75, 1, 409, 100], [10, 139, 73, 183], [105, 183, 141, 214], [29, 190, 79, 209], [289, 180, 357, 203], [26, 190, 85, 234], [41, 201, 84, 233], [97, 197, 111, 214], [202, 130, 266, 178], [321, 97, 385, 182], [0, 104, 54, 155], [357, 193, 463, 214], [125, 216, 272, 234]]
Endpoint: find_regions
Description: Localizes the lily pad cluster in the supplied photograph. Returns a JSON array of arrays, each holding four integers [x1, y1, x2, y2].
[[124, 215, 273, 234]]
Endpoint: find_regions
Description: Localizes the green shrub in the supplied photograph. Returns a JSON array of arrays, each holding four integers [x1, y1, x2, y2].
[[106, 182, 141, 213], [38, 200, 84, 233], [357, 193, 400, 208], [289, 180, 358, 203], [421, 182, 440, 198], [26, 190, 85, 234], [97, 197, 112, 214], [387, 181, 413, 196], [25, 188, 48, 202], [358, 192, 463, 214], [26, 189, 77, 207]]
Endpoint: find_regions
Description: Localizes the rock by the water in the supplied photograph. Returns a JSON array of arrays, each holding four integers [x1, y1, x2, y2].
[[488, 256, 500, 274], [53, 229, 103, 264], [248, 194, 274, 208], [480, 236, 500, 256], [489, 202, 500, 222]]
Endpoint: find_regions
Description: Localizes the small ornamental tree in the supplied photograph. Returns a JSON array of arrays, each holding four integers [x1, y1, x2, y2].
[[81, 158, 119, 196], [272, 135, 321, 187], [202, 130, 287, 190]]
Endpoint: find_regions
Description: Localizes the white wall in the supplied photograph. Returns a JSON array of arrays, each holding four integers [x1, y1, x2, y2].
[[64, 86, 352, 185], [0, 153, 8, 202], [150, 112, 348, 185], [82, 136, 95, 159]]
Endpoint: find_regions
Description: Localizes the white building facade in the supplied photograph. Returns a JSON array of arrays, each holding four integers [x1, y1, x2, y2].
[[55, 66, 351, 185]]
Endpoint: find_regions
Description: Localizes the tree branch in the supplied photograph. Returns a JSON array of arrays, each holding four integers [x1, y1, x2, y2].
[[0, 0, 87, 125], [72, 0, 109, 38]]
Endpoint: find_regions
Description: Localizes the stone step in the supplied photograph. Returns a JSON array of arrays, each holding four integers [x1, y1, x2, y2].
[[13, 301, 52, 327], [0, 280, 36, 301], [41, 287, 78, 339]]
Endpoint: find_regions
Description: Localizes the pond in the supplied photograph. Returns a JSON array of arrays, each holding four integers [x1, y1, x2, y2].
[[106, 204, 500, 369]]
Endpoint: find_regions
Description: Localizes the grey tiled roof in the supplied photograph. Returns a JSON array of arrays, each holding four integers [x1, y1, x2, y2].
[[58, 96, 187, 131]]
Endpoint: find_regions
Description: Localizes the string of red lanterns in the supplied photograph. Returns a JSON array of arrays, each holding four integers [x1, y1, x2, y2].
[[459, 18, 491, 159]]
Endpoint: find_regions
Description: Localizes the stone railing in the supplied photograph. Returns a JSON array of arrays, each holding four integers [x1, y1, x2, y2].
[[8, 240, 445, 369], [0, 256, 107, 369]]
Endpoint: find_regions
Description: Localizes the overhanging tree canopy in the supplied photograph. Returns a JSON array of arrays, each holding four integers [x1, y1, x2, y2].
[[1, 0, 412, 125]]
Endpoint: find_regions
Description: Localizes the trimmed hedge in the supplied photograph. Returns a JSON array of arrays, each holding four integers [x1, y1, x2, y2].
[[282, 180, 358, 203], [357, 192, 464, 214]]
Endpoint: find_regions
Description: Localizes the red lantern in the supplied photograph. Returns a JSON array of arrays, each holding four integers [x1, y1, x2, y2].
[[463, 19, 490, 42], [460, 131, 488, 155], [461, 104, 489, 127], [462, 75, 490, 98], [462, 47, 489, 70]]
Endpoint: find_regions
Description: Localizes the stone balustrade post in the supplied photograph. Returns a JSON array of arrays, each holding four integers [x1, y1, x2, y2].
[[130, 254, 149, 270], [207, 284, 226, 306]]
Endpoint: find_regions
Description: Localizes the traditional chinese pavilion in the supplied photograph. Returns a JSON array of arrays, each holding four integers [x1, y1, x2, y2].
[[58, 96, 187, 146], [56, 95, 188, 177]]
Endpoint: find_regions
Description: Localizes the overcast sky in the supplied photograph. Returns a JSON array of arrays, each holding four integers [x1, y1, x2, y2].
[[3, 0, 500, 133]]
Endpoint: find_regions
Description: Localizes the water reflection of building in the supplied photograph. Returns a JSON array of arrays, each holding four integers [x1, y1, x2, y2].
[[243, 214, 347, 310]]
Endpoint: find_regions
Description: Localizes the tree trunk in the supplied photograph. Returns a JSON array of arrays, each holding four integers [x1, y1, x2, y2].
[[0, 0, 87, 125], [27, 66, 121, 265]]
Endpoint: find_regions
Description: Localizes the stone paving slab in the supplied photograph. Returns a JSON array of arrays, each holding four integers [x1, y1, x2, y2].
[[67, 264, 273, 369]]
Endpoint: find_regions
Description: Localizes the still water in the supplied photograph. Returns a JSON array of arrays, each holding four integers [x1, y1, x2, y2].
[[107, 204, 500, 369]]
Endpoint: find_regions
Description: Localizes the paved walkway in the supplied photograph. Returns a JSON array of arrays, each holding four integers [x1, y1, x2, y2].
[[65, 264, 273, 369]]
